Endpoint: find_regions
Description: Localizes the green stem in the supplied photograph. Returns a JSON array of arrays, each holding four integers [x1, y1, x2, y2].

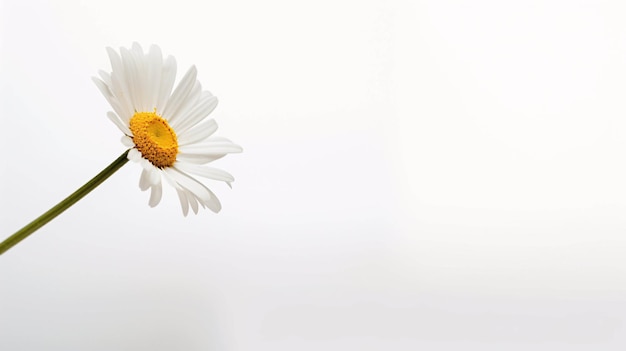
[[0, 150, 130, 256]]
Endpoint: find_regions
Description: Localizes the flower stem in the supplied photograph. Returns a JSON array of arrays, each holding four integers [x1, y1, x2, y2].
[[0, 150, 130, 256]]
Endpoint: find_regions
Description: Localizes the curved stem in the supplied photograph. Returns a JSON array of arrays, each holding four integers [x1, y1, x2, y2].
[[0, 150, 130, 256]]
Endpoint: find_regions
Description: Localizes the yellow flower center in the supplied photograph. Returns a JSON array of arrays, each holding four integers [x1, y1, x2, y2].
[[129, 111, 178, 168]]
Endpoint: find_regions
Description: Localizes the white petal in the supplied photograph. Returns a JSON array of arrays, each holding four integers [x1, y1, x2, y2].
[[139, 158, 151, 170], [131, 42, 144, 59], [93, 78, 128, 121], [174, 94, 218, 134], [163, 168, 201, 217], [98, 70, 112, 86], [188, 192, 199, 214], [177, 119, 218, 146], [163, 167, 212, 203], [176, 153, 225, 165], [161, 169, 190, 216], [179, 140, 243, 155], [162, 66, 197, 121], [146, 45, 163, 111], [168, 80, 202, 129], [92, 76, 111, 96], [156, 55, 177, 112], [148, 181, 163, 207], [120, 47, 141, 112], [148, 168, 160, 186], [121, 135, 134, 147], [107, 111, 131, 135], [201, 187, 222, 213], [175, 187, 190, 216], [172, 167, 222, 213], [139, 168, 151, 191], [128, 148, 142, 162], [107, 47, 134, 119], [131, 43, 149, 112], [106, 47, 123, 76], [174, 162, 234, 183]]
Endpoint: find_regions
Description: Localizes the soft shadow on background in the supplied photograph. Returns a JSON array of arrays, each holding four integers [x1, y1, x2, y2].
[[2, 0, 626, 350]]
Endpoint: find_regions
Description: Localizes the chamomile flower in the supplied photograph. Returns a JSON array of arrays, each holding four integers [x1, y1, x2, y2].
[[93, 43, 241, 215]]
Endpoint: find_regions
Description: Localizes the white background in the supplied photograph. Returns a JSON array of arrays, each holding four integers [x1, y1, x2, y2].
[[2, 0, 626, 350]]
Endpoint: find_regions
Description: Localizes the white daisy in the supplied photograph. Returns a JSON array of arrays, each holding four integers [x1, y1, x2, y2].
[[93, 43, 241, 216]]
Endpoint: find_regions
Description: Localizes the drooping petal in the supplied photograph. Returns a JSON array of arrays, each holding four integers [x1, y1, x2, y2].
[[148, 181, 163, 207], [173, 167, 222, 213], [176, 187, 190, 217], [174, 162, 234, 184], [139, 168, 151, 191], [188, 191, 199, 214], [199, 186, 222, 213], [163, 167, 212, 204], [162, 170, 190, 216], [148, 167, 160, 186]]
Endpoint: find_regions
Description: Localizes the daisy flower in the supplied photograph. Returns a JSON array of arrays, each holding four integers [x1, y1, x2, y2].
[[92, 43, 242, 215], [1, 43, 243, 254]]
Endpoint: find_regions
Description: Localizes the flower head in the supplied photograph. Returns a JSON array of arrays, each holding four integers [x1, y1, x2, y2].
[[93, 43, 241, 215]]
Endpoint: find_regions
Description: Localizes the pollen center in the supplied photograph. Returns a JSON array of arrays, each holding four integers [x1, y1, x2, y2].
[[129, 111, 178, 168]]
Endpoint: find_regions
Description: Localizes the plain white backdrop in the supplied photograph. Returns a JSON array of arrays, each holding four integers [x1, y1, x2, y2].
[[2, 0, 626, 350]]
